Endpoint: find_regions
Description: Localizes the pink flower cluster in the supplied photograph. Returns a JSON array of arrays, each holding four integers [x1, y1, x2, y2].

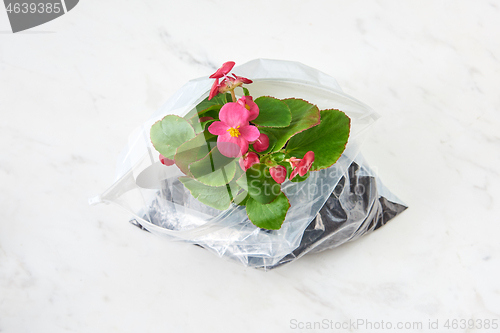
[[208, 101, 261, 158], [289, 151, 315, 180], [156, 59, 320, 209], [207, 61, 314, 184], [207, 62, 269, 158], [239, 151, 315, 184], [209, 61, 253, 100]]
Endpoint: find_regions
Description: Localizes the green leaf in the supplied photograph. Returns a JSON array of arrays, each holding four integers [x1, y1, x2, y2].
[[174, 132, 212, 175], [202, 108, 220, 120], [150, 121, 176, 158], [182, 107, 199, 123], [263, 98, 320, 152], [270, 152, 285, 162], [197, 105, 221, 117], [246, 192, 290, 230], [161, 115, 196, 146], [191, 118, 216, 134], [189, 147, 237, 186], [253, 96, 292, 128], [236, 163, 281, 204], [286, 109, 350, 171], [179, 177, 239, 211], [242, 87, 250, 96], [233, 190, 249, 206], [151, 116, 196, 158], [183, 94, 228, 121], [200, 119, 216, 131], [196, 94, 227, 112], [189, 108, 220, 134]]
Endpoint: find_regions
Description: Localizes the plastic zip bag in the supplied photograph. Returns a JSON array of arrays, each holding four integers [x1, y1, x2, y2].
[[91, 59, 407, 270]]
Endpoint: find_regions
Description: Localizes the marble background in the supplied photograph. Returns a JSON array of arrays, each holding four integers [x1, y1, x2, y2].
[[1, 0, 499, 332]]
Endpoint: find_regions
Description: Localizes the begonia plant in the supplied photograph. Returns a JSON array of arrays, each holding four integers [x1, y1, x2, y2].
[[151, 61, 351, 230]]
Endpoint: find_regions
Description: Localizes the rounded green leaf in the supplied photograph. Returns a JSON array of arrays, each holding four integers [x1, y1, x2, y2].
[[263, 98, 320, 152], [189, 147, 237, 186], [180, 177, 237, 211], [150, 121, 177, 158], [151, 115, 196, 159], [236, 163, 281, 204], [233, 190, 249, 206], [161, 115, 196, 147], [286, 109, 350, 171], [246, 192, 290, 230], [253, 96, 292, 127], [174, 133, 212, 175]]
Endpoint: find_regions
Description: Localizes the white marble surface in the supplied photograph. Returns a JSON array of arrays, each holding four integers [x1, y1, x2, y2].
[[1, 1, 499, 332]]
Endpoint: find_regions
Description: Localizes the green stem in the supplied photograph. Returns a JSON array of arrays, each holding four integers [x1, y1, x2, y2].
[[230, 89, 236, 103]]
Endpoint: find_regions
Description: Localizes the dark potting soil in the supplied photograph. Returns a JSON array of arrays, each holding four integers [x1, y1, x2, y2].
[[259, 162, 407, 270]]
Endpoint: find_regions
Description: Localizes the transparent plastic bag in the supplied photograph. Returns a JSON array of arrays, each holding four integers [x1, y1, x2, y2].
[[91, 59, 407, 270]]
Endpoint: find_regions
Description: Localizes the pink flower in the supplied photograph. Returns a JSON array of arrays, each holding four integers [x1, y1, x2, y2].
[[209, 77, 231, 100], [208, 103, 260, 157], [209, 61, 235, 79], [239, 152, 260, 171], [270, 165, 287, 184], [252, 133, 269, 152], [208, 62, 253, 100], [289, 151, 315, 180], [209, 78, 220, 100], [159, 154, 175, 166], [232, 74, 252, 84], [289, 157, 301, 168], [237, 96, 259, 121]]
